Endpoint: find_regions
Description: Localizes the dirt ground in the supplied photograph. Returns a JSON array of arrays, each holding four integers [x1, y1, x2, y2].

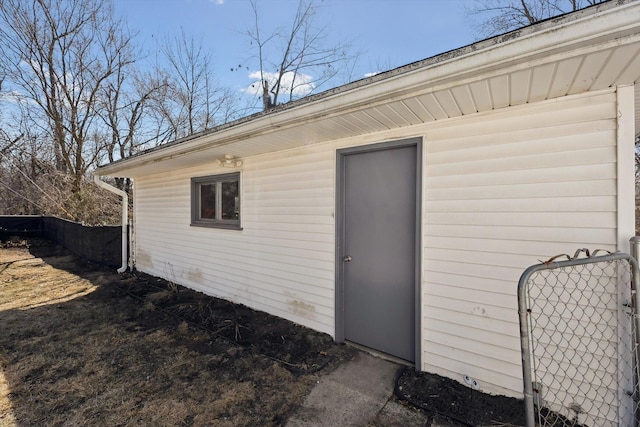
[[0, 237, 528, 426], [395, 369, 526, 426], [0, 238, 355, 426]]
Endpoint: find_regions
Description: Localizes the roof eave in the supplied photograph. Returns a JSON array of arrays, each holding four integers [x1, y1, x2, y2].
[[96, 0, 640, 177]]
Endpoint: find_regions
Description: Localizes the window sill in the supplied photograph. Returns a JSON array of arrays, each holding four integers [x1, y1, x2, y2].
[[190, 222, 243, 230]]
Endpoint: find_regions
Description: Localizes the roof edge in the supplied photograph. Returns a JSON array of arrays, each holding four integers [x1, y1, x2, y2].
[[96, 0, 636, 176]]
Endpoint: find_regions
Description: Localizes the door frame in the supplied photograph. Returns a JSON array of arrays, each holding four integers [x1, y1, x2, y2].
[[335, 137, 422, 365]]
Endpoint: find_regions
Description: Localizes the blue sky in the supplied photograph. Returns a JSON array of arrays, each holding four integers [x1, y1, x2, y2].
[[113, 0, 479, 99]]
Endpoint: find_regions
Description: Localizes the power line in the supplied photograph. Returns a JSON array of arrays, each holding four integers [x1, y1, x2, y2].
[[0, 151, 72, 217], [0, 179, 46, 212]]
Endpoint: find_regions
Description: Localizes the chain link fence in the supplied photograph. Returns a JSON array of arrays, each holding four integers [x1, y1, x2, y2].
[[518, 249, 640, 426]]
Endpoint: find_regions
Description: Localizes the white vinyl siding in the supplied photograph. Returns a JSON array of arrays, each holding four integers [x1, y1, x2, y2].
[[421, 89, 619, 397], [134, 146, 337, 335], [132, 87, 623, 398]]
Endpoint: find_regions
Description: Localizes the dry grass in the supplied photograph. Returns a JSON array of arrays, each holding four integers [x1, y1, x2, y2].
[[0, 241, 332, 426]]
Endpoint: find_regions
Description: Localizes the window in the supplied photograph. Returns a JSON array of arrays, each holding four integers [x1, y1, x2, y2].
[[191, 172, 240, 229]]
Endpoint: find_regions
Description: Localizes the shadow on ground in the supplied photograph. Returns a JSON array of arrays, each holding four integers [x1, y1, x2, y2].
[[0, 238, 354, 426], [1, 238, 528, 427]]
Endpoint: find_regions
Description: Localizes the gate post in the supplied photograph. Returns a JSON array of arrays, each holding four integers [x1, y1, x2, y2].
[[631, 237, 640, 264], [518, 265, 537, 427], [630, 237, 640, 426]]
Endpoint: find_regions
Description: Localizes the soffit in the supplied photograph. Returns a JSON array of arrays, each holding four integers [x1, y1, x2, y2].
[[97, 2, 640, 178]]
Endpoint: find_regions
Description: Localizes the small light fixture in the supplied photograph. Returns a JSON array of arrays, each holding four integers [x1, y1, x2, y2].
[[217, 154, 242, 168]]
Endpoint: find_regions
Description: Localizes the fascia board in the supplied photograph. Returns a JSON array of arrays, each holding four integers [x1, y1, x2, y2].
[[96, 1, 640, 177]]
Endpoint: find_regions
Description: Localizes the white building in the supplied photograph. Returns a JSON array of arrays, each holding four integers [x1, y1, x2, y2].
[[97, 0, 640, 400]]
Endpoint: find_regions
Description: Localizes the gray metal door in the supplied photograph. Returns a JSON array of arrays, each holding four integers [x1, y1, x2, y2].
[[338, 142, 418, 362]]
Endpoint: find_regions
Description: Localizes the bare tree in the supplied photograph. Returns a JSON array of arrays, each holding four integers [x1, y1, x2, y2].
[[0, 0, 136, 191], [0, 74, 21, 154], [243, 0, 357, 110], [150, 31, 237, 142], [97, 66, 165, 192], [468, 0, 606, 37], [0, 124, 122, 223]]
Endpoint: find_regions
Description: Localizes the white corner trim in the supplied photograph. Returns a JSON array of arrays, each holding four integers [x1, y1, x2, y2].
[[617, 84, 636, 251]]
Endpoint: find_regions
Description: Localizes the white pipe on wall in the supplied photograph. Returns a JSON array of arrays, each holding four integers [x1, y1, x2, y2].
[[94, 176, 128, 273]]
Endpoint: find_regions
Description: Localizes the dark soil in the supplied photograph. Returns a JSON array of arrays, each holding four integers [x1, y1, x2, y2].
[[1, 236, 530, 426], [0, 237, 356, 426], [119, 260, 532, 426], [119, 269, 346, 374], [395, 368, 527, 426]]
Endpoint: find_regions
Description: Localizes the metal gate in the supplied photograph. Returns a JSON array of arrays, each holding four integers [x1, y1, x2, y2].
[[518, 249, 640, 426]]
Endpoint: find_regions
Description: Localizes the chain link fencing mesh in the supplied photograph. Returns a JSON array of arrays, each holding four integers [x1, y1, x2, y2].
[[518, 250, 640, 426]]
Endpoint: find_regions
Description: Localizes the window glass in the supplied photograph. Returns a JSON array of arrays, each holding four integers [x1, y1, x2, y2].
[[191, 172, 240, 229], [221, 181, 239, 220], [200, 183, 216, 219]]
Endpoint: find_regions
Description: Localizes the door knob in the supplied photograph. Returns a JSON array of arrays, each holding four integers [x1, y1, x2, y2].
[[343, 255, 352, 262]]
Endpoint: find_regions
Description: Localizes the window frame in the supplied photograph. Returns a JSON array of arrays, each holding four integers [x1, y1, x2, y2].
[[190, 172, 241, 229]]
